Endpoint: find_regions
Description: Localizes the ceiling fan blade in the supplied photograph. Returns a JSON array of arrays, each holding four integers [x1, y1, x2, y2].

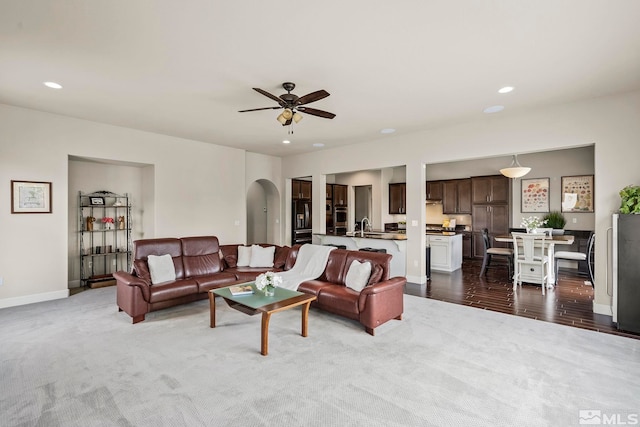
[[253, 88, 285, 106], [281, 118, 292, 126], [298, 107, 336, 119], [238, 106, 281, 112], [296, 90, 330, 106]]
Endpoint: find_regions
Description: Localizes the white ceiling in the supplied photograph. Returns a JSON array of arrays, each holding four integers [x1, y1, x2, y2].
[[2, 1, 640, 157]]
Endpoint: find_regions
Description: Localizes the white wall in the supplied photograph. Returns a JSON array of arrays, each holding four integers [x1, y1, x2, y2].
[[0, 104, 251, 307], [281, 90, 640, 312]]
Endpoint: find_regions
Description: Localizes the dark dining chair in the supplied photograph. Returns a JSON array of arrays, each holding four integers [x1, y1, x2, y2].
[[554, 232, 595, 286], [480, 228, 514, 278]]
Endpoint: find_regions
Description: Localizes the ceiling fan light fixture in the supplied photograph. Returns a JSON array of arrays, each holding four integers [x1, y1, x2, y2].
[[293, 112, 303, 123], [500, 154, 531, 178], [282, 108, 293, 120], [276, 113, 287, 124]]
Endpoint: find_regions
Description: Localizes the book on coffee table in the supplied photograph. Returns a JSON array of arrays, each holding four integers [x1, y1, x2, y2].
[[229, 284, 254, 296]]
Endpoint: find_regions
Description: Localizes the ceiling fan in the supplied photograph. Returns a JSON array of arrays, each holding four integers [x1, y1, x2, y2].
[[238, 82, 336, 128]]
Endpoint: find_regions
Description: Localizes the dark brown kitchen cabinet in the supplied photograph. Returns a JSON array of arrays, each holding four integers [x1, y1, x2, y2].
[[326, 184, 333, 199], [292, 179, 312, 200], [426, 181, 443, 200], [442, 179, 472, 214], [333, 184, 347, 206], [472, 204, 510, 258], [389, 183, 406, 214], [471, 175, 509, 204]]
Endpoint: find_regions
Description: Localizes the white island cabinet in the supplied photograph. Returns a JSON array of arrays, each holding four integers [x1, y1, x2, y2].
[[428, 234, 463, 272], [312, 234, 407, 278]]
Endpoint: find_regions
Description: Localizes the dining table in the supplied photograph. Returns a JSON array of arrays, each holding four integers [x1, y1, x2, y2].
[[494, 234, 574, 287]]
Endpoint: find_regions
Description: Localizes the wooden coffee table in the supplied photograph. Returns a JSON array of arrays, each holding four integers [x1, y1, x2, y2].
[[209, 283, 316, 356]]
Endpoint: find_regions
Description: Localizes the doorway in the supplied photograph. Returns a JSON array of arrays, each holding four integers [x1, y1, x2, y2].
[[355, 185, 372, 226], [246, 179, 281, 244]]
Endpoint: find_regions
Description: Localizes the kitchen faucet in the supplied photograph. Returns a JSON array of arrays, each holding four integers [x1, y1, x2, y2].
[[360, 217, 371, 237]]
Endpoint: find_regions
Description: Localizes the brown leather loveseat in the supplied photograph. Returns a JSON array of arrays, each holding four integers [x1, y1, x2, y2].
[[296, 248, 406, 335]]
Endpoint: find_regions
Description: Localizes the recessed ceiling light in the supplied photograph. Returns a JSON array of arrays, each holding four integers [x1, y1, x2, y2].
[[498, 86, 514, 94], [483, 105, 504, 114], [380, 128, 396, 134], [313, 143, 325, 148], [282, 140, 291, 144], [43, 81, 63, 89]]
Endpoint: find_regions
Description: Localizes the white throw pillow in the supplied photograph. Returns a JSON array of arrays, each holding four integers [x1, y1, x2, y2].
[[147, 254, 176, 285], [249, 245, 275, 268], [345, 260, 372, 292], [237, 246, 252, 267]]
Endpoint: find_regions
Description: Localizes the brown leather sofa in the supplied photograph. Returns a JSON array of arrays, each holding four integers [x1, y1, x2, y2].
[[114, 237, 290, 323], [115, 237, 406, 335], [296, 248, 406, 335]]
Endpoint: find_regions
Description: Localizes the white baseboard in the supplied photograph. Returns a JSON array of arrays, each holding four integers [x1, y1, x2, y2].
[[593, 301, 613, 317], [0, 289, 69, 309], [406, 275, 427, 285]]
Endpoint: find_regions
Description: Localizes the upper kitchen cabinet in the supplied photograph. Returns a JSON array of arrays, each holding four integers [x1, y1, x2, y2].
[[442, 179, 471, 214], [326, 183, 333, 199], [389, 183, 406, 214], [333, 184, 348, 206], [426, 181, 443, 200], [471, 175, 509, 204], [292, 179, 312, 200]]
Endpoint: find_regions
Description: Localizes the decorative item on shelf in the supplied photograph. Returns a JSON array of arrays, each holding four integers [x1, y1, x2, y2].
[[255, 271, 282, 297], [113, 199, 123, 207], [520, 216, 548, 234], [118, 216, 125, 230], [542, 211, 566, 235], [86, 216, 95, 231], [102, 216, 114, 230]]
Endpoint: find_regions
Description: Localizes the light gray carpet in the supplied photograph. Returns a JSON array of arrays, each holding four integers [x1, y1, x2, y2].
[[1, 287, 639, 427]]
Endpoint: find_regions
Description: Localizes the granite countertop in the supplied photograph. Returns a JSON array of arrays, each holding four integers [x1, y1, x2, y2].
[[315, 232, 407, 241]]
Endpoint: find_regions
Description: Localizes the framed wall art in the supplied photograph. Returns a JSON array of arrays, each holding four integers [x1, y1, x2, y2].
[[561, 175, 594, 213], [521, 178, 550, 213], [89, 196, 105, 206], [11, 180, 52, 214]]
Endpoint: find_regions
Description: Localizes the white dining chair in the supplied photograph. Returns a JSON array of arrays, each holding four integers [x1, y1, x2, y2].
[[512, 232, 549, 294]]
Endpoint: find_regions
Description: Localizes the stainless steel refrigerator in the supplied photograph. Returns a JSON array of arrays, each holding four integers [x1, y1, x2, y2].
[[613, 213, 640, 333], [292, 199, 312, 245]]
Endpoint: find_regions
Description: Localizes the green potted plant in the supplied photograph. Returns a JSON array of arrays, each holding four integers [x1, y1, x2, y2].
[[619, 185, 640, 214], [543, 211, 566, 235]]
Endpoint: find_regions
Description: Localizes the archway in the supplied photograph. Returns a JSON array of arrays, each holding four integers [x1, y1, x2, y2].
[[246, 179, 281, 244]]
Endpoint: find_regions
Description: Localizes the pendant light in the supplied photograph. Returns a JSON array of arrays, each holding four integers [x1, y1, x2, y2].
[[500, 154, 531, 179]]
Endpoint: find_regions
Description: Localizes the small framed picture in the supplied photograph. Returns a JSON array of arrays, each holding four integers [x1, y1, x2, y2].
[[11, 180, 52, 214], [561, 175, 594, 213], [521, 178, 550, 213], [90, 197, 105, 206]]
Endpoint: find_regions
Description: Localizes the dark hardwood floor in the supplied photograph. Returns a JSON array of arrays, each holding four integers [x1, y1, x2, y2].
[[405, 258, 640, 340]]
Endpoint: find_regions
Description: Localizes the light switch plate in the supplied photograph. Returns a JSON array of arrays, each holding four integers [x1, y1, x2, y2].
[[411, 220, 418, 227]]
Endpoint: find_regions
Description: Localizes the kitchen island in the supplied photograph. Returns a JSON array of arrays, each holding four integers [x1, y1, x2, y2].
[[312, 233, 407, 278], [427, 232, 463, 272]]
